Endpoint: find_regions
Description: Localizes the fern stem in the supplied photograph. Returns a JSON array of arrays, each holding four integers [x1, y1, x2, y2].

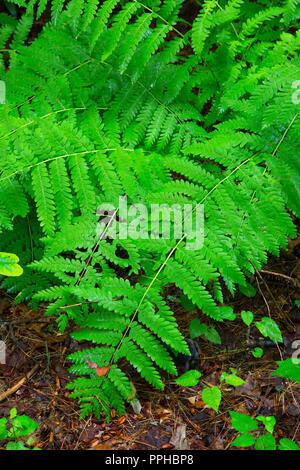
[[0, 106, 108, 141], [0, 149, 134, 183], [132, 0, 186, 40]]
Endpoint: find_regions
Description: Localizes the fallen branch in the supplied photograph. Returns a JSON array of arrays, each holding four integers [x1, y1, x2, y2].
[[0, 363, 39, 402]]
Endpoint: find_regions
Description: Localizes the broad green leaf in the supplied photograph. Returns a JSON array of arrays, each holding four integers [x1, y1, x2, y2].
[[219, 306, 236, 320], [271, 359, 300, 383], [6, 441, 29, 450], [231, 434, 255, 448], [256, 416, 276, 434], [204, 326, 221, 344], [190, 318, 208, 339], [254, 433, 276, 450], [229, 411, 258, 434], [255, 317, 283, 343], [221, 372, 245, 387], [239, 283, 256, 298], [0, 417, 8, 439], [202, 386, 221, 412], [180, 294, 196, 311], [278, 438, 300, 450], [0, 252, 23, 276], [9, 415, 39, 438], [241, 310, 254, 326], [175, 370, 202, 387]]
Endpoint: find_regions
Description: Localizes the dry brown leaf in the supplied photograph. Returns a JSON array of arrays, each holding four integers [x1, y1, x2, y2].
[[91, 442, 112, 450], [187, 396, 196, 405]]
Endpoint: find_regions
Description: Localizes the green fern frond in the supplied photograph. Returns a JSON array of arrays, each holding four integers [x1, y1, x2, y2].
[[192, 0, 217, 56], [31, 164, 56, 236]]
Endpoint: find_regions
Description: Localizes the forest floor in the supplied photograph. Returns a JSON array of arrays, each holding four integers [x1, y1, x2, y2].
[[0, 221, 299, 450]]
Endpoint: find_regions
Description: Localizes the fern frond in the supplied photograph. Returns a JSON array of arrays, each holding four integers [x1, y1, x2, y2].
[[192, 0, 217, 57], [31, 164, 56, 236]]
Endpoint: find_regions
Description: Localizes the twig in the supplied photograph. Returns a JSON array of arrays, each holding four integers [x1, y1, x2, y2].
[[56, 300, 104, 310], [0, 363, 39, 402], [251, 260, 295, 330], [254, 275, 283, 361], [260, 269, 300, 289]]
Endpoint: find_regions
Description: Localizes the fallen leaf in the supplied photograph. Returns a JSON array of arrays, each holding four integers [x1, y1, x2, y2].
[[96, 365, 111, 377], [187, 396, 196, 405], [195, 399, 205, 408], [91, 442, 112, 450]]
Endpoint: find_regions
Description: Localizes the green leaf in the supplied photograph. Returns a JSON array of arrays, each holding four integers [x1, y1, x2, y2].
[[6, 441, 29, 450], [252, 347, 263, 358], [256, 416, 276, 434], [10, 408, 17, 419], [26, 437, 35, 446], [0, 417, 8, 439], [271, 359, 300, 383], [189, 320, 221, 344], [231, 434, 255, 448], [221, 372, 245, 387], [0, 252, 23, 277], [189, 318, 208, 339], [180, 294, 196, 311], [255, 317, 283, 343], [204, 326, 221, 344], [175, 370, 202, 387], [202, 386, 221, 412], [219, 306, 236, 321], [278, 438, 300, 450], [241, 310, 254, 327], [239, 283, 256, 298], [9, 415, 39, 437], [254, 433, 276, 450], [229, 411, 258, 434]]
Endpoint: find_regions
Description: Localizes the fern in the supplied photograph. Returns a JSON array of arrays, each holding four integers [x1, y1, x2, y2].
[[192, 0, 217, 57], [0, 0, 299, 419], [283, 0, 299, 26]]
